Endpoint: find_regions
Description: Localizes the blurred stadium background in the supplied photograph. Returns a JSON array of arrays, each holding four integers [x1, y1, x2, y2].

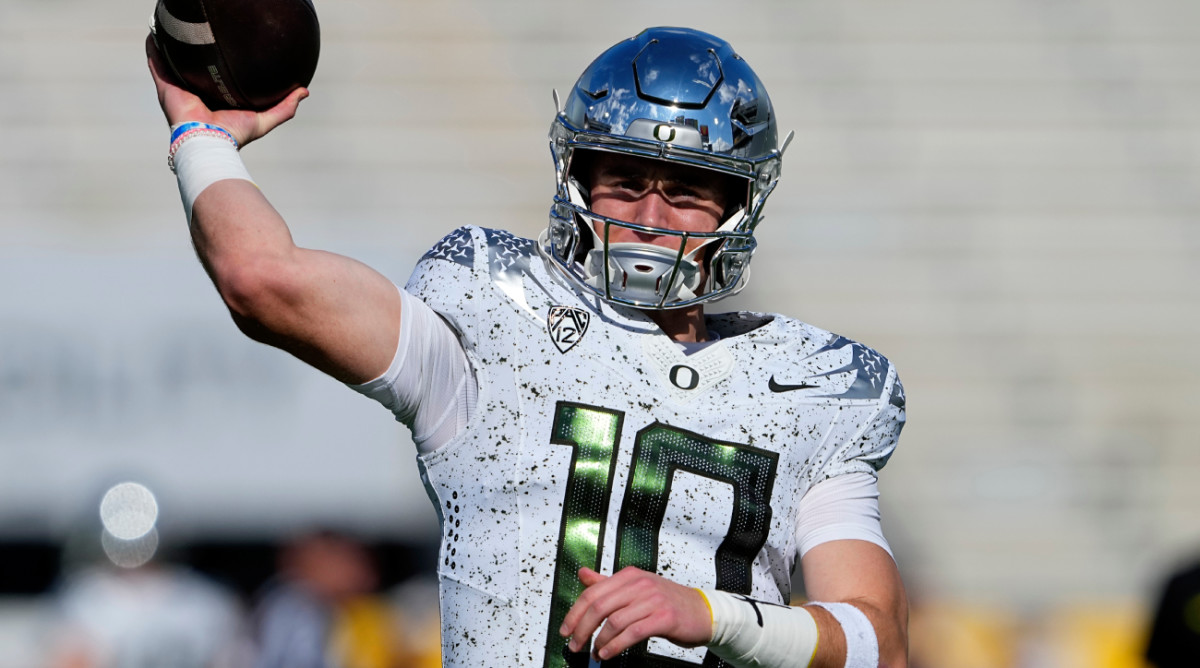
[[2, 0, 1199, 666]]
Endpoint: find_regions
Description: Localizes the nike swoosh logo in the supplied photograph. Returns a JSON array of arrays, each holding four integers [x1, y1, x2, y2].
[[768, 376, 819, 393]]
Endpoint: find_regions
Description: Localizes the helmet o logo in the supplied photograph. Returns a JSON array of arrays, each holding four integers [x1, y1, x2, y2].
[[653, 124, 677, 143], [669, 364, 700, 390]]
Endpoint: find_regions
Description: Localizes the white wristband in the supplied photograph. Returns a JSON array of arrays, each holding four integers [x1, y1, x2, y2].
[[700, 589, 818, 668], [809, 602, 878, 668], [171, 131, 255, 225]]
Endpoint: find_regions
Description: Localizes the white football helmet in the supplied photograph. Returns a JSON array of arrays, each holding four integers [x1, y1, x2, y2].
[[541, 27, 789, 310]]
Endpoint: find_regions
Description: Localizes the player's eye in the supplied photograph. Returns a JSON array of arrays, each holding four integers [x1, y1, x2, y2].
[[599, 173, 650, 194], [664, 181, 722, 206], [664, 184, 703, 200]]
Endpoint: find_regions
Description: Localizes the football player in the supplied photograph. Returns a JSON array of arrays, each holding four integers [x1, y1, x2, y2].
[[148, 26, 908, 668]]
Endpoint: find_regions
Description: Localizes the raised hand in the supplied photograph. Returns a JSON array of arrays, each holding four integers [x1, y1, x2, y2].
[[145, 34, 307, 147]]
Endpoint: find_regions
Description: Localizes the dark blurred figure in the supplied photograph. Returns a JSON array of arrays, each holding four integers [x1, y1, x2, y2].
[[1146, 556, 1200, 667], [250, 529, 418, 668]]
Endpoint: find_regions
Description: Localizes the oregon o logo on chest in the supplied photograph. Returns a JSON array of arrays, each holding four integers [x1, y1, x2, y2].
[[653, 124, 677, 142], [669, 364, 700, 390]]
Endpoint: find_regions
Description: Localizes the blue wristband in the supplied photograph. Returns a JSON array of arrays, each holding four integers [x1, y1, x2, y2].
[[170, 122, 237, 147]]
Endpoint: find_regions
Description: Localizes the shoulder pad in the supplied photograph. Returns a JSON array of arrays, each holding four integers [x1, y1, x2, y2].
[[804, 335, 894, 402], [421, 226, 475, 267]]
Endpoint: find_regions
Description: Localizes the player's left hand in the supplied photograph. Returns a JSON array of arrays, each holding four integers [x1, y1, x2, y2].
[[560, 566, 713, 661]]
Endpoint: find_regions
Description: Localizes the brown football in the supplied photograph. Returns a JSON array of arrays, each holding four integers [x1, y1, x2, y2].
[[151, 0, 320, 111]]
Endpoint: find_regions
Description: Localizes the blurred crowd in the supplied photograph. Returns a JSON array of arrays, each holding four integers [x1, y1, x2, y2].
[[41, 529, 440, 668], [29, 539, 1200, 668], [5, 497, 1196, 668]]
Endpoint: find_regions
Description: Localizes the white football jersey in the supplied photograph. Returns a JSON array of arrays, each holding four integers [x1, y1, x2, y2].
[[404, 226, 905, 668]]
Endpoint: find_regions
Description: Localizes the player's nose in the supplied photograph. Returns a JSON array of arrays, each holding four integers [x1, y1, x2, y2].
[[628, 191, 672, 232]]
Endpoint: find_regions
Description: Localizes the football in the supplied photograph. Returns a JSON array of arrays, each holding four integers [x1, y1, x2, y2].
[[151, 0, 320, 111]]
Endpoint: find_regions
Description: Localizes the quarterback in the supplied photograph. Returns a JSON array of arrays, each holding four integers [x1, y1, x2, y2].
[[148, 27, 908, 668]]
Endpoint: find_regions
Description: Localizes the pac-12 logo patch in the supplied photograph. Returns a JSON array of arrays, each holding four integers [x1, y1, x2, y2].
[[547, 306, 591, 354]]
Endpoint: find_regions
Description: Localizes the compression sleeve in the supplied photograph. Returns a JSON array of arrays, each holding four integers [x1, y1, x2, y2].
[[348, 287, 476, 454], [795, 472, 892, 558]]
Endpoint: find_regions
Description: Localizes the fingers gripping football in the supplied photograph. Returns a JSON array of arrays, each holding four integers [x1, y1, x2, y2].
[[561, 566, 714, 661], [146, 34, 307, 147]]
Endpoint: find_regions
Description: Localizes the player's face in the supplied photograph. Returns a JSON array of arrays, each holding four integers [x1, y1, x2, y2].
[[587, 153, 735, 254]]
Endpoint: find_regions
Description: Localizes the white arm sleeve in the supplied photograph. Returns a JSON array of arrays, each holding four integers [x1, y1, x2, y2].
[[348, 287, 477, 454], [795, 471, 892, 558]]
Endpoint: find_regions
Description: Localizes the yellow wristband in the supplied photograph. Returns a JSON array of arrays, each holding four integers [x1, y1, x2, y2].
[[694, 588, 715, 629]]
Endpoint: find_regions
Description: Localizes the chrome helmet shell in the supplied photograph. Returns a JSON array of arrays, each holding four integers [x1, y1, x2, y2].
[[542, 27, 786, 310]]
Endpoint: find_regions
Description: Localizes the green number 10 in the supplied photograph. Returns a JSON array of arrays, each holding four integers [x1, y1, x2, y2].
[[544, 402, 779, 668]]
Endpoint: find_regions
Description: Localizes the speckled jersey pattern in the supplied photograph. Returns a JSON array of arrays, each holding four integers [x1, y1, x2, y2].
[[404, 226, 905, 668]]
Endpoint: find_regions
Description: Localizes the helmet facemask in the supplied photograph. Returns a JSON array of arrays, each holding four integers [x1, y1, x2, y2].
[[540, 27, 787, 310]]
